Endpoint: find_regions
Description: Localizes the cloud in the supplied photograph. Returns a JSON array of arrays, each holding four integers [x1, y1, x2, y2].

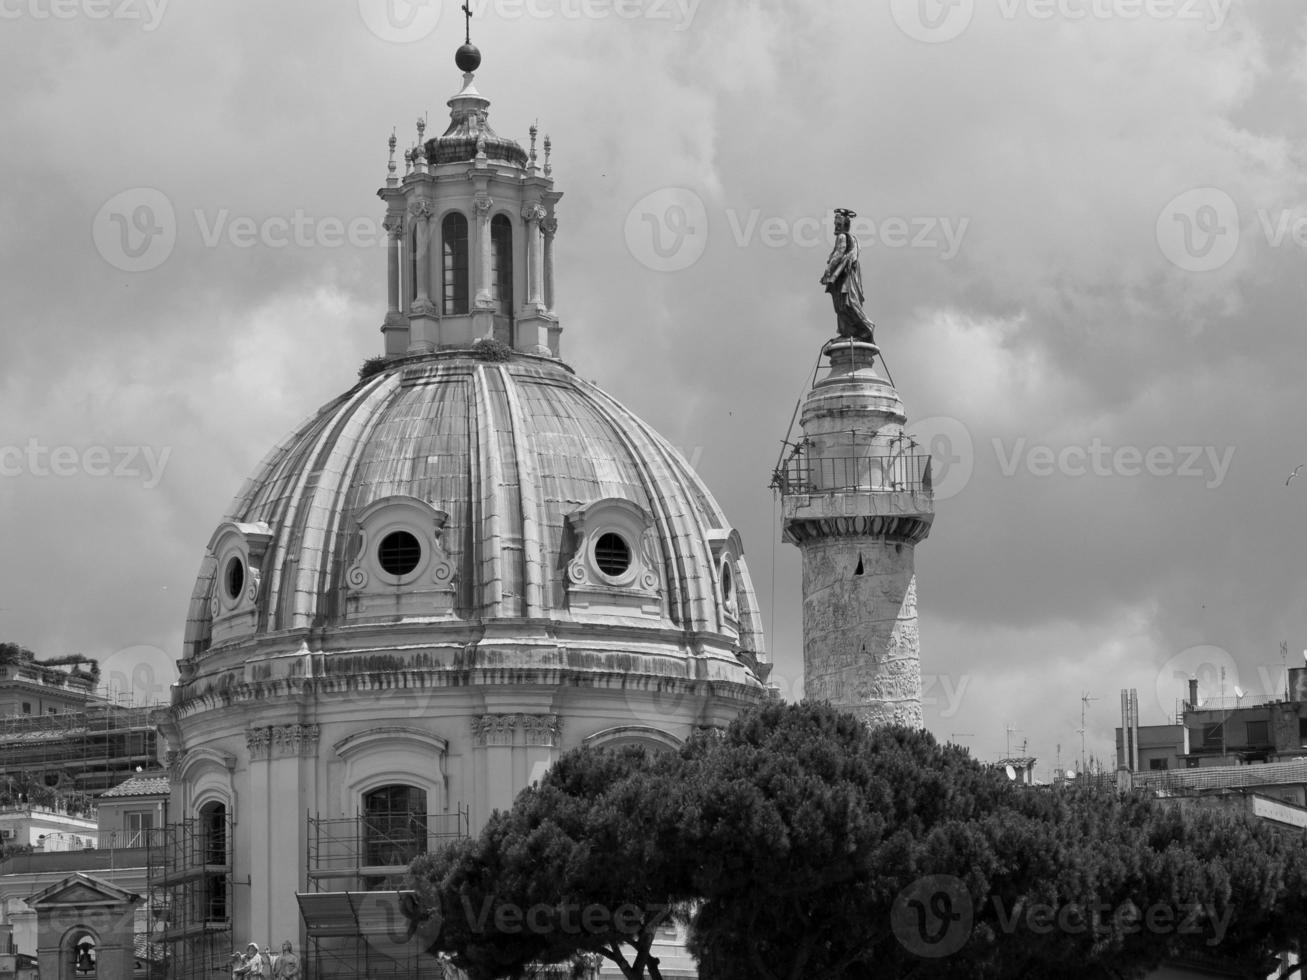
[[2, 0, 1307, 772]]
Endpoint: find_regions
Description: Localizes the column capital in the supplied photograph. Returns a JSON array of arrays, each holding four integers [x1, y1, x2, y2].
[[472, 712, 518, 747]]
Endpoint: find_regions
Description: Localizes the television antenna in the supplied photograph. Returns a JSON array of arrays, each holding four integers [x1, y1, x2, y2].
[[1004, 722, 1020, 757], [1078, 692, 1099, 774]]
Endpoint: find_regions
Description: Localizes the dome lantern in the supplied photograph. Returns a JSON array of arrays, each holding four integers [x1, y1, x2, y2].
[[377, 37, 561, 359]]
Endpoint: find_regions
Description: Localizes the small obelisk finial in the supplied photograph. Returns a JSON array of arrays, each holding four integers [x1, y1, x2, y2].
[[543, 134, 552, 177], [387, 129, 397, 182], [416, 115, 426, 143], [529, 122, 538, 170]]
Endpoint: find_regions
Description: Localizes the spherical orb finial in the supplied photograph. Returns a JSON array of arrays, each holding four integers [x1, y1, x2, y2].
[[455, 43, 481, 73]]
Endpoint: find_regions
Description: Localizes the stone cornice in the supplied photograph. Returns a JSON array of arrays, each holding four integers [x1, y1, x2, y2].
[[782, 514, 933, 546]]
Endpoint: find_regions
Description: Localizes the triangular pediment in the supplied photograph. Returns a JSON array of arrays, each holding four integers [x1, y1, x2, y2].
[[28, 873, 140, 909]]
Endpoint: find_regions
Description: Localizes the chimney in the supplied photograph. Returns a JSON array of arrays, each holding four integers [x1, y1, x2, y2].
[[1187, 677, 1199, 712]]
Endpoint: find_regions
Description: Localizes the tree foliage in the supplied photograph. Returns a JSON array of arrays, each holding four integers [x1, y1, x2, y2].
[[411, 703, 1307, 980], [410, 746, 691, 980]]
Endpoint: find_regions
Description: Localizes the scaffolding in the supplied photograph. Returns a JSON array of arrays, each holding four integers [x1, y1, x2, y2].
[[0, 704, 162, 792], [300, 806, 468, 980], [147, 813, 233, 980]]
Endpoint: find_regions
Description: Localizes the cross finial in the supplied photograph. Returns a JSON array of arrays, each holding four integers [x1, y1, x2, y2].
[[462, 2, 472, 43]]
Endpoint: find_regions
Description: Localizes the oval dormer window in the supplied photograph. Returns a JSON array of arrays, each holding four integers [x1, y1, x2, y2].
[[594, 532, 631, 578], [378, 530, 422, 577], [224, 557, 245, 601]]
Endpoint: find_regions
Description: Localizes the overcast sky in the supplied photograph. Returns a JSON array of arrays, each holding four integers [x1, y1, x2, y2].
[[2, 0, 1305, 776]]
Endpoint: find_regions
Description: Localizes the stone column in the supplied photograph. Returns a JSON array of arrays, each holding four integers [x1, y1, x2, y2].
[[407, 200, 438, 352], [381, 214, 408, 356], [781, 341, 934, 728], [521, 203, 546, 310], [473, 195, 495, 309], [541, 216, 557, 313]]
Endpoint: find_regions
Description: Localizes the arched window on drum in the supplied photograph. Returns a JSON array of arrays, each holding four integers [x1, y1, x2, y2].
[[362, 784, 428, 890], [490, 214, 513, 315], [442, 213, 469, 315]]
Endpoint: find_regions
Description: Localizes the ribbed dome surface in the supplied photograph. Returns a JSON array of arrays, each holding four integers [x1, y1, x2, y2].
[[183, 351, 764, 662]]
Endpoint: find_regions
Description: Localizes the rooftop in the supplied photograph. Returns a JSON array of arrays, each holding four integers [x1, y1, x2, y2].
[[99, 774, 170, 799]]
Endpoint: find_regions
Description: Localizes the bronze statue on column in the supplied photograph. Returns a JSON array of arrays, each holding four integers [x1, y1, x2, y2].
[[820, 208, 876, 344]]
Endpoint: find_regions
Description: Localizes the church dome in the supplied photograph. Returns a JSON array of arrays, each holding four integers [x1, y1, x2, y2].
[[180, 348, 765, 697]]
